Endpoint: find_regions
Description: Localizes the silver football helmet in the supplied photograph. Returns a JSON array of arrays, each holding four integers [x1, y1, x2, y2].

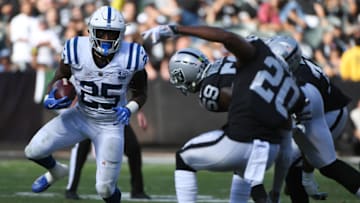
[[169, 48, 210, 94], [265, 35, 302, 72], [88, 6, 126, 56]]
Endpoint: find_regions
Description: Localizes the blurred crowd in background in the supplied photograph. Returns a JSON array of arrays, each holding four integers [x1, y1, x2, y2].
[[1, 0, 360, 153]]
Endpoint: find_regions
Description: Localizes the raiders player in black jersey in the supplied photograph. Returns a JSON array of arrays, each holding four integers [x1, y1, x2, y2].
[[143, 25, 307, 202], [267, 35, 360, 202], [169, 47, 294, 203]]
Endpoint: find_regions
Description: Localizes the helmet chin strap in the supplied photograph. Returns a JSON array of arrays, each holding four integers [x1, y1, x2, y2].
[[199, 63, 212, 82]]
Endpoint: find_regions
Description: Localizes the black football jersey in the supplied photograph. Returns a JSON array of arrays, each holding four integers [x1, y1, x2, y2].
[[294, 57, 350, 112], [199, 56, 237, 112], [226, 37, 306, 144]]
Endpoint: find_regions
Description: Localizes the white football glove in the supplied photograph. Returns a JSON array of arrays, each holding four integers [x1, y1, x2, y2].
[[141, 25, 177, 44]]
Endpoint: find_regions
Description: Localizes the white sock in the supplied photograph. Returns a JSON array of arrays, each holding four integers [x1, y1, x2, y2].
[[229, 174, 251, 203], [175, 170, 197, 203], [302, 171, 318, 195], [49, 162, 68, 180], [356, 188, 360, 198]]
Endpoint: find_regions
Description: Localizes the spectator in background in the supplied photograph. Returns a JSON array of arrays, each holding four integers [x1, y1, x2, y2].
[[176, 0, 204, 26], [136, 3, 171, 81], [205, 0, 241, 27], [314, 26, 343, 79], [110, 0, 125, 11], [238, 0, 260, 23], [9, 0, 37, 71], [297, 0, 329, 29], [44, 7, 63, 38], [0, 48, 13, 72], [294, 0, 329, 48], [292, 31, 314, 59], [30, 16, 62, 71], [339, 26, 360, 82], [120, 0, 138, 23], [279, 0, 307, 33], [35, 0, 55, 15], [344, 0, 360, 26], [323, 0, 346, 25], [57, 0, 73, 28], [81, 1, 97, 23], [257, 0, 285, 35], [154, 0, 181, 23], [0, 0, 18, 23], [0, 2, 12, 52], [62, 25, 78, 42]]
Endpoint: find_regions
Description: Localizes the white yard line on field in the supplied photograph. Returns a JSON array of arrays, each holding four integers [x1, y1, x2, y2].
[[13, 192, 234, 203]]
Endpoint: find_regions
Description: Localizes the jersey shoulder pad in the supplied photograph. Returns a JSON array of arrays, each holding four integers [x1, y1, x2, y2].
[[61, 36, 87, 66], [205, 62, 221, 78], [119, 41, 148, 71]]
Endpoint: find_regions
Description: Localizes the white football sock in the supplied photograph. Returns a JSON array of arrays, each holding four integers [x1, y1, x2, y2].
[[175, 170, 197, 203], [229, 174, 251, 203], [356, 188, 360, 198], [302, 171, 319, 195], [49, 162, 68, 180]]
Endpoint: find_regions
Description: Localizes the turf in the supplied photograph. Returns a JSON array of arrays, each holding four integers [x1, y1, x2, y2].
[[0, 158, 358, 203]]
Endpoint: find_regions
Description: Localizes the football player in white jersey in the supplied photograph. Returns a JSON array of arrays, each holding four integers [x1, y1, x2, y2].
[[143, 25, 308, 203], [24, 6, 148, 203], [267, 35, 360, 202]]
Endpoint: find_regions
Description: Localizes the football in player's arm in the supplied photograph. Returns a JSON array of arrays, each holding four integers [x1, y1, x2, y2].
[[24, 6, 148, 203]]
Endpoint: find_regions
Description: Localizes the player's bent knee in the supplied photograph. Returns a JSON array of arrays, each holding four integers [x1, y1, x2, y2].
[[176, 151, 196, 171], [24, 144, 40, 159], [96, 182, 114, 198]]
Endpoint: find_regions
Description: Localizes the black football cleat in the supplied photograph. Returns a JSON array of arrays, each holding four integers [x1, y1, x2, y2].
[[309, 192, 328, 200], [131, 192, 151, 199], [65, 190, 81, 200]]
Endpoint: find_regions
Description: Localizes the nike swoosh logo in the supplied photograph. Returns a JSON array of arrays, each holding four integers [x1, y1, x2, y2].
[[47, 103, 56, 108]]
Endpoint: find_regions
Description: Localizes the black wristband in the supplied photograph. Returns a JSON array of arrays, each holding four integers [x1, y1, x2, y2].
[[169, 25, 178, 34]]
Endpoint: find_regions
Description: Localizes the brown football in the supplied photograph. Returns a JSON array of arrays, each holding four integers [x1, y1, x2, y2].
[[52, 78, 76, 100]]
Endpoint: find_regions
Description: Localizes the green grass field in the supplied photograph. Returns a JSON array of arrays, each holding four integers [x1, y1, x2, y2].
[[0, 158, 359, 203]]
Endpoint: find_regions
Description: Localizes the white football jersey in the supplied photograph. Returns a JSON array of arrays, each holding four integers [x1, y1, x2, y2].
[[62, 36, 148, 122]]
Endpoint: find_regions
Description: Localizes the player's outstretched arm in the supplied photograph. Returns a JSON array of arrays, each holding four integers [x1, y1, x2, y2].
[[173, 25, 255, 64], [142, 25, 256, 67]]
